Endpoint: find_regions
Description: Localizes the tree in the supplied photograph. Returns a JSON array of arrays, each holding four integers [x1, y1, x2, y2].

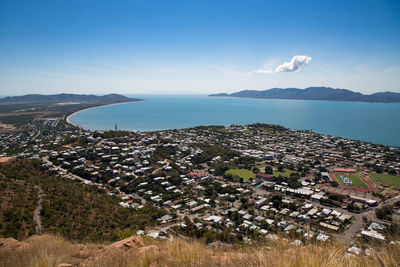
[[214, 163, 228, 176], [252, 167, 260, 174], [223, 173, 233, 181], [277, 165, 283, 172], [376, 205, 394, 221], [288, 176, 301, 189], [273, 200, 281, 209], [347, 203, 361, 213], [270, 194, 282, 204], [329, 181, 339, 187], [184, 215, 192, 225], [265, 166, 273, 175]]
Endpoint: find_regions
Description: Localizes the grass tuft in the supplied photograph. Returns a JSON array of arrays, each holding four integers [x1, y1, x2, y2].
[[1, 234, 400, 267]]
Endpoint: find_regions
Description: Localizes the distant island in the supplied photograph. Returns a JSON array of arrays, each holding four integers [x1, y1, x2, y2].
[[209, 87, 400, 103]]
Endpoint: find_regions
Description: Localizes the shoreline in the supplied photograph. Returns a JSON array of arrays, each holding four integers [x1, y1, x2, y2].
[[65, 101, 140, 126], [62, 98, 398, 147]]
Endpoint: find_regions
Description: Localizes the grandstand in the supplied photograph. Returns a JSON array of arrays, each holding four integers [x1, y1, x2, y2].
[[339, 174, 352, 185]]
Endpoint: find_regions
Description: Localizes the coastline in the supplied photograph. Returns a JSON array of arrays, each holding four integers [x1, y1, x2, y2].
[[62, 96, 399, 147], [65, 101, 140, 126]]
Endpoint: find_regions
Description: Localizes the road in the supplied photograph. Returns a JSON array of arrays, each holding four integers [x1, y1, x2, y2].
[[341, 215, 363, 244], [151, 161, 169, 175], [253, 185, 400, 244], [42, 156, 99, 185], [40, 150, 399, 244], [340, 196, 400, 244], [31, 129, 41, 141], [33, 185, 43, 234]]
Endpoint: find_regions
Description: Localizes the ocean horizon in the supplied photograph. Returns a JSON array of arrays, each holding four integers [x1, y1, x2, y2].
[[69, 94, 400, 147]]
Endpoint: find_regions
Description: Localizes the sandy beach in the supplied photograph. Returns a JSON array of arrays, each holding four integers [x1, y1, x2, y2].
[[65, 101, 140, 125]]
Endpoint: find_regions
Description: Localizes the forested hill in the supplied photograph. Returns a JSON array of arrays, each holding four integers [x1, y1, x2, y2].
[[0, 93, 141, 103], [209, 87, 400, 103]]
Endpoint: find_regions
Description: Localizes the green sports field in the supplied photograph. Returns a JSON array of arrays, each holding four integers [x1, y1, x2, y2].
[[370, 173, 400, 188], [255, 164, 299, 178], [225, 169, 255, 181], [334, 173, 369, 188]]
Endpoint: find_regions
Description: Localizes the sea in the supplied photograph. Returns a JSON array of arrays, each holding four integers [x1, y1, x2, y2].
[[69, 95, 400, 147]]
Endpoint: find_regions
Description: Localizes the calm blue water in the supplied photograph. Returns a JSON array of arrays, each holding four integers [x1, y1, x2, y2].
[[69, 95, 400, 147]]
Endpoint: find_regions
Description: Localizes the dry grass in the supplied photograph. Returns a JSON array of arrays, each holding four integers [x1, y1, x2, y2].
[[1, 234, 399, 267]]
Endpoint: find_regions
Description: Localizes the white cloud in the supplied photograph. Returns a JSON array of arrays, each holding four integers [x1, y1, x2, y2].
[[383, 65, 400, 73], [254, 68, 273, 74], [275, 55, 312, 72], [213, 56, 312, 77], [254, 55, 312, 74]]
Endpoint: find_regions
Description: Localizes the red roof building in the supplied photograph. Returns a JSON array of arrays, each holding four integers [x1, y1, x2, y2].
[[188, 171, 205, 178]]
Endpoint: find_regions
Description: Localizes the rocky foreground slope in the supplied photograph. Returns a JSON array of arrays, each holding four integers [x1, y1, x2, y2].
[[1, 234, 399, 267]]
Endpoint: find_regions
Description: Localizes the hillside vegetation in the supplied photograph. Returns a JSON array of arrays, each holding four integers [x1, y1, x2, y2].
[[0, 159, 166, 242], [0, 179, 38, 239]]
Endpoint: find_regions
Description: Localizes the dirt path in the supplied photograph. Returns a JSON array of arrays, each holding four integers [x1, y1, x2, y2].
[[31, 129, 41, 141], [34, 185, 44, 234]]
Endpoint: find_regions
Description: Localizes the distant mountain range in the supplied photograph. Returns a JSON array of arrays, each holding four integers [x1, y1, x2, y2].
[[0, 93, 141, 103], [209, 87, 400, 103]]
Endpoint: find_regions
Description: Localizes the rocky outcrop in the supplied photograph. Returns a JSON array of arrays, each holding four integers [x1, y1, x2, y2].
[[108, 236, 145, 250], [0, 238, 27, 251], [138, 245, 162, 254]]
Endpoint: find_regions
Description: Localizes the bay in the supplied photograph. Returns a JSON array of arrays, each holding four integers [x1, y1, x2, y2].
[[69, 95, 400, 147]]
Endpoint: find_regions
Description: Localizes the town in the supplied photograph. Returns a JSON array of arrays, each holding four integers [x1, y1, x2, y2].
[[1, 118, 400, 255]]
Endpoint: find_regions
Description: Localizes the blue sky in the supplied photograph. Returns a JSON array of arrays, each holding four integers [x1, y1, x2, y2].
[[0, 0, 399, 95]]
